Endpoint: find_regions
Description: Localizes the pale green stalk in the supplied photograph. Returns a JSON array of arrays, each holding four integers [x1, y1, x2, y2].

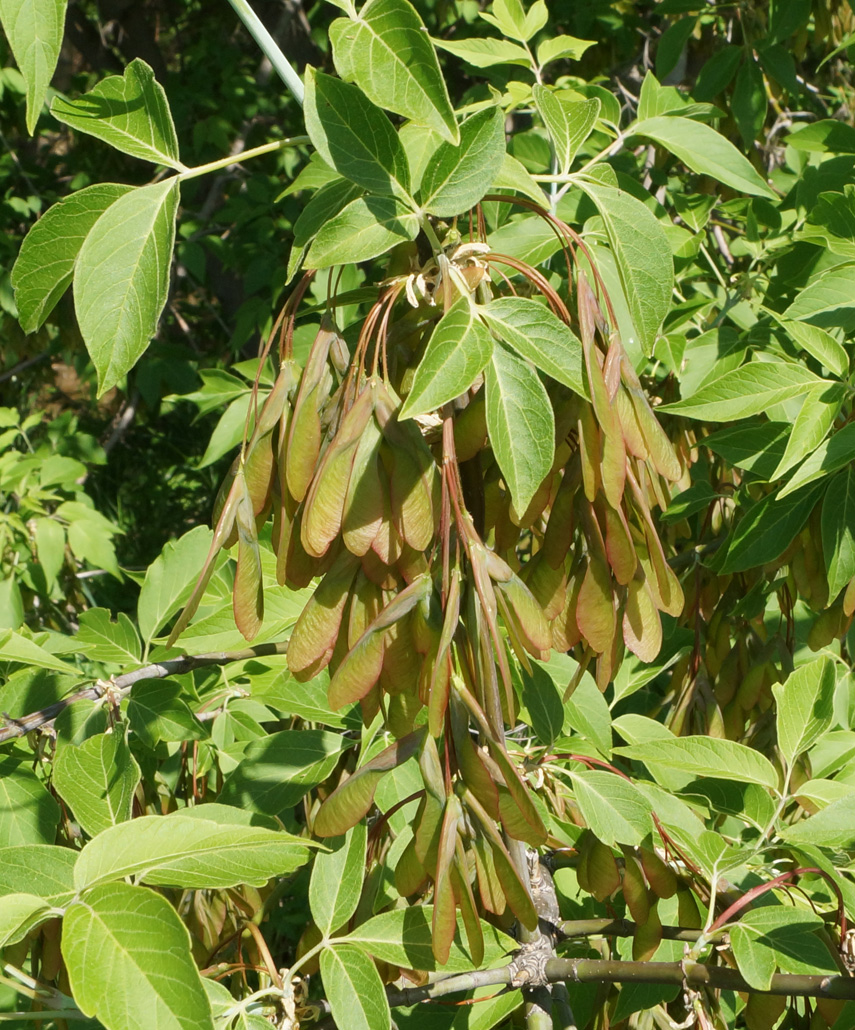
[[178, 137, 310, 182], [225, 0, 305, 106]]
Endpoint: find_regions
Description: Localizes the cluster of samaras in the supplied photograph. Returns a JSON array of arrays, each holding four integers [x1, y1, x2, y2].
[[170, 226, 687, 961]]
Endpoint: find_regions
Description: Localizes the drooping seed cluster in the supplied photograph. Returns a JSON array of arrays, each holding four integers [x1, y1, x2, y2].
[[171, 227, 687, 962]]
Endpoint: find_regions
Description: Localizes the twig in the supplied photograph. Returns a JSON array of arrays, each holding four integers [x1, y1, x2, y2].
[[0, 642, 289, 743], [375, 959, 855, 1009], [557, 918, 726, 945], [0, 351, 50, 385]]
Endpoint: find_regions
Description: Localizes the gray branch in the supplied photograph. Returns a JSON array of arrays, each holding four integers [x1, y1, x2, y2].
[[0, 642, 289, 743]]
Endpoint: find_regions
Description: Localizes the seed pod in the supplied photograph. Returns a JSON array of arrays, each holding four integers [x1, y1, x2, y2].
[[621, 353, 681, 483], [552, 559, 583, 652], [452, 838, 484, 968], [577, 406, 601, 503], [433, 796, 463, 964], [495, 573, 552, 659], [622, 574, 662, 663], [342, 411, 385, 556], [639, 846, 677, 899], [370, 462, 404, 566], [285, 321, 338, 501], [809, 602, 848, 651], [428, 569, 460, 736], [287, 551, 359, 680], [453, 388, 487, 462], [714, 647, 741, 706], [734, 662, 767, 711], [521, 551, 567, 622], [743, 993, 786, 1030], [614, 388, 648, 461], [168, 468, 245, 648], [486, 740, 548, 846], [301, 384, 374, 558], [360, 546, 398, 589], [575, 829, 595, 893], [603, 503, 637, 586], [413, 791, 444, 874], [631, 898, 662, 961], [676, 887, 702, 929], [472, 831, 505, 915], [313, 728, 426, 837], [585, 837, 621, 902], [395, 836, 428, 897], [450, 692, 499, 819], [541, 466, 578, 568], [328, 574, 432, 709], [379, 612, 422, 696], [387, 683, 423, 737], [233, 467, 264, 640], [621, 851, 650, 925], [377, 384, 439, 552], [576, 555, 616, 655]]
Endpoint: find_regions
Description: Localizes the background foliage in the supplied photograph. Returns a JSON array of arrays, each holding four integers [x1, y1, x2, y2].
[[3, 1, 855, 1029]]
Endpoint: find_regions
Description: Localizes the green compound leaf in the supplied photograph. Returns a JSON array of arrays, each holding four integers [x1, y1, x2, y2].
[[718, 481, 824, 574], [481, 296, 587, 398], [432, 36, 531, 68], [532, 86, 599, 175], [137, 526, 214, 644], [329, 0, 458, 144], [615, 736, 779, 789], [399, 299, 494, 419], [731, 908, 837, 991], [771, 381, 845, 480], [12, 183, 133, 333], [632, 115, 777, 199], [304, 67, 412, 201], [307, 195, 419, 268], [320, 945, 391, 1030], [536, 35, 596, 67], [52, 59, 181, 168], [310, 823, 367, 937], [419, 106, 506, 217], [577, 181, 673, 356], [62, 882, 215, 1030], [772, 657, 835, 767], [569, 770, 654, 847], [348, 906, 515, 972], [74, 608, 141, 665], [0, 757, 60, 846], [73, 813, 315, 890], [0, 894, 54, 948], [660, 361, 822, 421], [0, 844, 77, 903], [781, 794, 855, 848], [220, 729, 353, 815], [485, 337, 554, 515], [778, 421, 855, 499], [822, 466, 855, 600], [53, 729, 140, 838], [74, 177, 179, 397], [783, 262, 855, 329], [780, 319, 849, 378], [287, 178, 364, 281], [0, 0, 68, 133]]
